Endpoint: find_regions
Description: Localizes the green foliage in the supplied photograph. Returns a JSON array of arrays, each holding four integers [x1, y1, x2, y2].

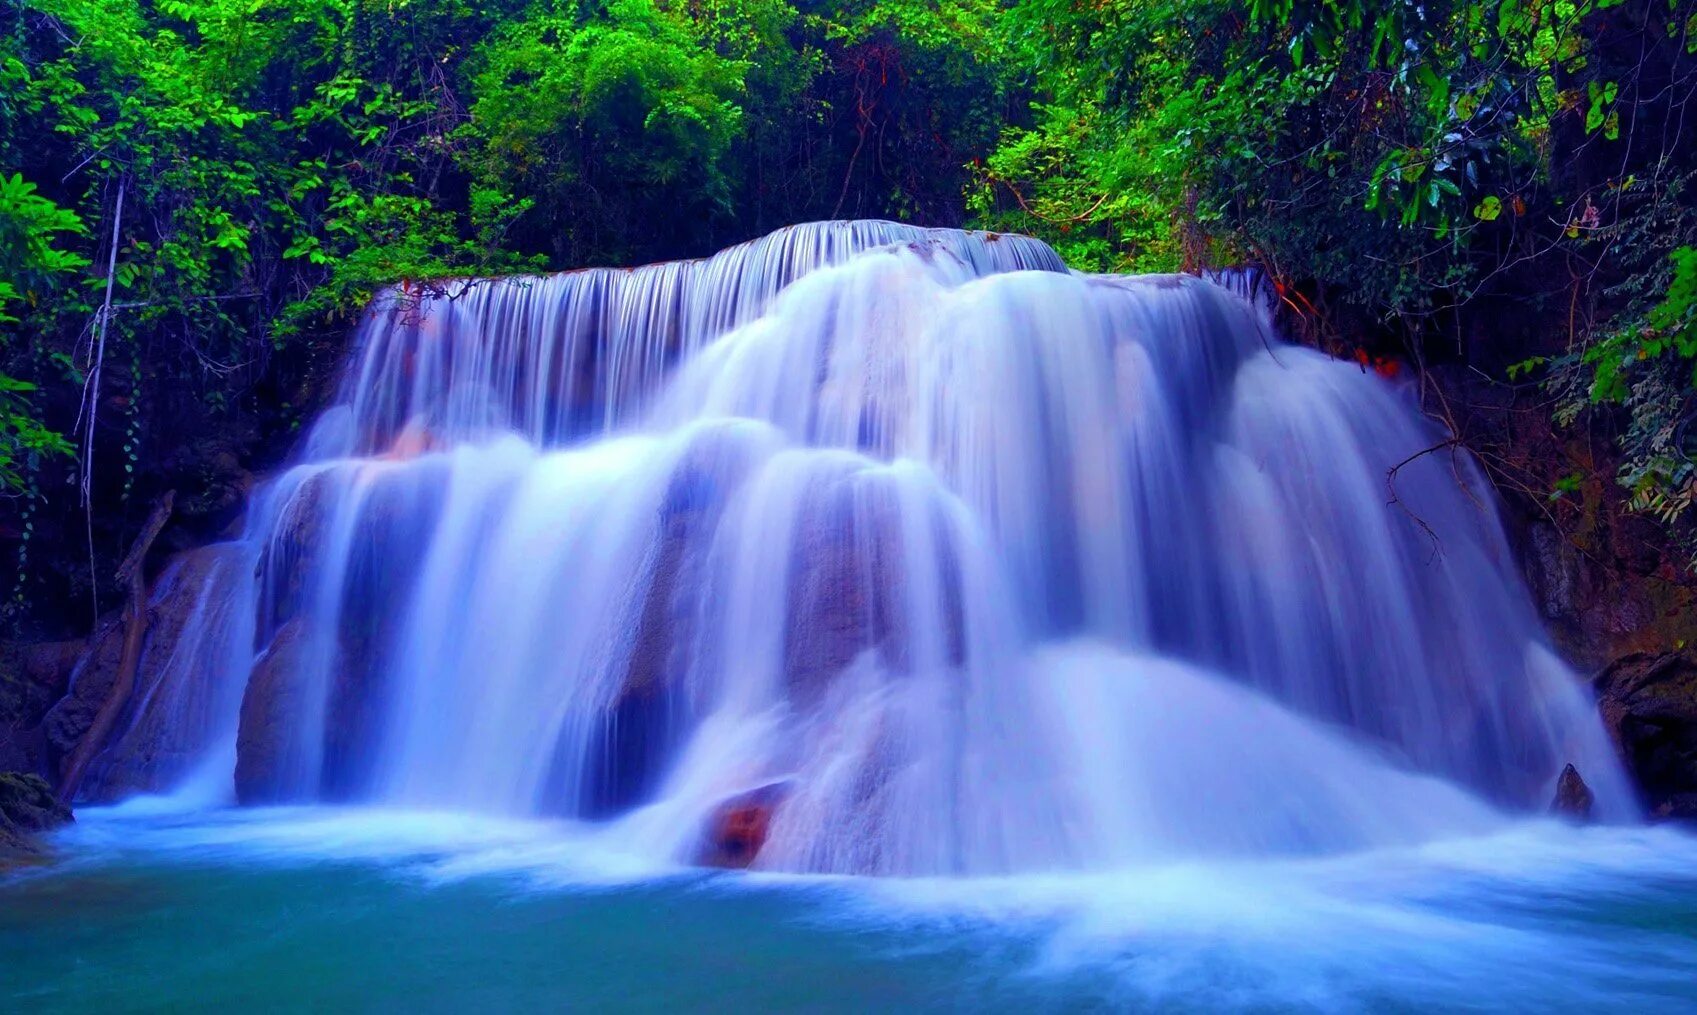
[[0, 0, 1015, 629], [978, 0, 1697, 550], [3, 0, 1692, 618], [0, 172, 86, 491], [1570, 245, 1697, 526], [460, 0, 750, 262], [0, 172, 88, 320], [1583, 247, 1697, 403]]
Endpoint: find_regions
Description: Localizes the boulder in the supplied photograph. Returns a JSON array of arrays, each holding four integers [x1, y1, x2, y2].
[[784, 484, 915, 704], [696, 781, 790, 869], [783, 482, 966, 705], [570, 466, 714, 818], [321, 474, 441, 800], [257, 469, 335, 638], [235, 619, 311, 804], [0, 771, 72, 861], [1550, 763, 1594, 821], [1595, 652, 1697, 819]]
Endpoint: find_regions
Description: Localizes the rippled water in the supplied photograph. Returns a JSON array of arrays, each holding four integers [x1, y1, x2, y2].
[[5, 807, 1697, 1012]]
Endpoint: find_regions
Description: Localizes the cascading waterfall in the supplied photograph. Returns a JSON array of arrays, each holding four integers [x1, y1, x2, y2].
[[77, 220, 1633, 875]]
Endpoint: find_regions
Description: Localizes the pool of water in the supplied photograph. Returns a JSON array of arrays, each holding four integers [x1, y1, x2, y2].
[[5, 806, 1697, 1012]]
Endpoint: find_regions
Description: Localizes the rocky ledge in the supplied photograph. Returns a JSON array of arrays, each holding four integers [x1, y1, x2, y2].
[[1595, 652, 1697, 820]]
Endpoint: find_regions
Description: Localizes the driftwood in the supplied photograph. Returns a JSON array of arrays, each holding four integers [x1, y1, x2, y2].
[[57, 490, 174, 804]]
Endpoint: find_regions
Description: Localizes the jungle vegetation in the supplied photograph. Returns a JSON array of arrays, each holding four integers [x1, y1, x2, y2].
[[1, 0, 1694, 631]]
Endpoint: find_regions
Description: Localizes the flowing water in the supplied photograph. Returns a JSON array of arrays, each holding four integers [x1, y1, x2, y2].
[[10, 221, 1695, 1009]]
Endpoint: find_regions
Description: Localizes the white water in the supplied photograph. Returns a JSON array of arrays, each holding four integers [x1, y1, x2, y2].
[[74, 220, 1632, 876]]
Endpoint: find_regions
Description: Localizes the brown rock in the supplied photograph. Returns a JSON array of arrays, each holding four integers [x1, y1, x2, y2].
[[1609, 515, 1665, 577], [697, 781, 790, 869], [1550, 763, 1594, 820], [235, 619, 311, 804], [782, 481, 967, 704]]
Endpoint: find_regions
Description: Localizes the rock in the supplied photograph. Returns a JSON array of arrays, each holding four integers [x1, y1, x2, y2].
[[569, 464, 715, 818], [785, 488, 901, 704], [1609, 514, 1665, 577], [782, 480, 967, 704], [321, 473, 441, 800], [25, 545, 248, 803], [77, 546, 247, 801], [235, 619, 311, 804], [0, 637, 87, 775], [1550, 763, 1594, 820], [0, 771, 72, 861], [1526, 521, 1588, 625], [39, 619, 127, 774], [1595, 652, 1697, 819], [258, 469, 335, 637], [696, 781, 790, 869], [1655, 793, 1697, 820], [176, 441, 254, 522]]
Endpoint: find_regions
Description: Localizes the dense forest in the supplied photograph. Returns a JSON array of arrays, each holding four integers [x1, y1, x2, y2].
[[1, 0, 1694, 638]]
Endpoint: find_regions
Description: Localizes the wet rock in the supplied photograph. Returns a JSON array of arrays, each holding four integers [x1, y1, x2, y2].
[[259, 470, 334, 637], [235, 620, 311, 804], [783, 482, 966, 706], [78, 546, 245, 801], [0, 771, 72, 860], [697, 781, 790, 869], [1595, 652, 1697, 819], [1550, 763, 1594, 821], [787, 490, 898, 704], [321, 473, 440, 800], [571, 467, 712, 818]]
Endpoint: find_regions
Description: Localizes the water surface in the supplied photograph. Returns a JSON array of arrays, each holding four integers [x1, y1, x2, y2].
[[6, 807, 1696, 1012]]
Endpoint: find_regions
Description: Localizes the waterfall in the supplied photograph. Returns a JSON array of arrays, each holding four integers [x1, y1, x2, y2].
[[81, 220, 1632, 875]]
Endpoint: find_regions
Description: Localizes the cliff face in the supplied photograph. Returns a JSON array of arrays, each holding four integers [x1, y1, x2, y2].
[[1433, 365, 1697, 817], [1429, 365, 1695, 668], [0, 639, 85, 779]]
